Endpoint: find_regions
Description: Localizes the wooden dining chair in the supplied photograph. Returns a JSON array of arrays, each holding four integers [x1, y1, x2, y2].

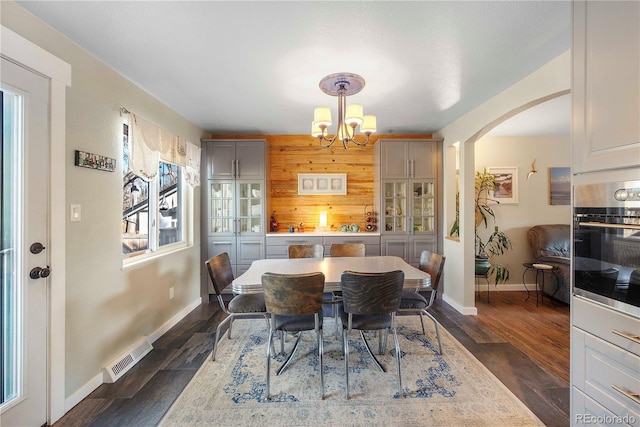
[[397, 250, 445, 354], [330, 243, 365, 257], [262, 271, 326, 400], [205, 252, 271, 361], [340, 270, 405, 399], [287, 244, 324, 259]]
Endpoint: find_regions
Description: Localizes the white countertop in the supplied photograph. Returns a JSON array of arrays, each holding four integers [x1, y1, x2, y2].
[[266, 232, 381, 237], [232, 256, 430, 294]]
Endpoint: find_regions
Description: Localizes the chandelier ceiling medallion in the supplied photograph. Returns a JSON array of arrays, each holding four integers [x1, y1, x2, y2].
[[311, 72, 377, 149]]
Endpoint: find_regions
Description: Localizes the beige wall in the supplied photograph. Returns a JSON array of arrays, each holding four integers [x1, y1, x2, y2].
[[475, 135, 571, 286], [436, 50, 571, 314], [2, 1, 208, 402]]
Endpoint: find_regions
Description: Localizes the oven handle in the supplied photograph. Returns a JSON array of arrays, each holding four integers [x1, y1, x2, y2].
[[578, 221, 640, 230]]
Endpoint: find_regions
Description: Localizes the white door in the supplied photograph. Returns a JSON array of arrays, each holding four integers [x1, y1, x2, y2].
[[0, 57, 50, 426]]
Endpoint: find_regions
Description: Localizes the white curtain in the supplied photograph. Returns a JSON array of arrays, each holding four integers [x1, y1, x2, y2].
[[129, 112, 200, 187]]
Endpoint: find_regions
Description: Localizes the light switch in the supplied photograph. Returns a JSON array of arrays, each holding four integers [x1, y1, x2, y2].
[[70, 204, 81, 222]]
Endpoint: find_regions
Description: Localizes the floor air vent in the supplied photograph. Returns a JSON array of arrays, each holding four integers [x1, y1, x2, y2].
[[103, 337, 153, 383]]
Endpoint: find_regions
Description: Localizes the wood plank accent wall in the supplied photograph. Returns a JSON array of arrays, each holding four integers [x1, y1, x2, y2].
[[269, 135, 373, 231], [211, 134, 433, 232]]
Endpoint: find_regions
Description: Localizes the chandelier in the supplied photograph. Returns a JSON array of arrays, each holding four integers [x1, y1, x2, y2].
[[311, 73, 377, 149]]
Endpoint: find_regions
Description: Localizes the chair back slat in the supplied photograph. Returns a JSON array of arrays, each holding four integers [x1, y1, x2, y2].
[[205, 252, 234, 296], [288, 244, 324, 259], [341, 270, 404, 315], [262, 272, 325, 316], [419, 251, 446, 291], [330, 243, 365, 257]]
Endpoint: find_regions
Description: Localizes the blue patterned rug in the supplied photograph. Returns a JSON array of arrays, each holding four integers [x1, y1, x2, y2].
[[160, 317, 542, 426]]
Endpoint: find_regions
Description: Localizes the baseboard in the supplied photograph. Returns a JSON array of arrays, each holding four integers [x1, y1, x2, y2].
[[64, 297, 202, 413], [65, 373, 102, 413], [442, 294, 478, 316], [148, 298, 202, 344], [476, 283, 531, 292]]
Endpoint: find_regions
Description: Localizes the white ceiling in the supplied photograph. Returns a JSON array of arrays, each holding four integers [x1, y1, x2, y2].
[[16, 1, 571, 137]]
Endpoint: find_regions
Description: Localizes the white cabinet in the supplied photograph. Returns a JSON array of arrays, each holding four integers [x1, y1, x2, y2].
[[202, 139, 267, 279], [265, 234, 381, 259], [572, 297, 640, 424], [379, 140, 437, 179], [203, 139, 265, 179], [572, 1, 640, 173], [376, 139, 441, 266]]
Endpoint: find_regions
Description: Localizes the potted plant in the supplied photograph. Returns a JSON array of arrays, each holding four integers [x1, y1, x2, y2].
[[475, 169, 513, 284]]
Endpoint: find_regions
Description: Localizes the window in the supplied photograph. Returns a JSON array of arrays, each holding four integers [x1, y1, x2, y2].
[[122, 123, 185, 257]]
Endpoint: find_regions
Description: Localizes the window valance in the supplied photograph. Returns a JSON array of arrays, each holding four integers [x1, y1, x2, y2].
[[128, 111, 200, 187]]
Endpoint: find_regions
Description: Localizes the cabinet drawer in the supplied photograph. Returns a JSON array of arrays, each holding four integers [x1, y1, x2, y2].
[[573, 297, 640, 357], [324, 235, 380, 256], [266, 235, 323, 246], [323, 235, 380, 245], [572, 387, 623, 426], [573, 328, 640, 424]]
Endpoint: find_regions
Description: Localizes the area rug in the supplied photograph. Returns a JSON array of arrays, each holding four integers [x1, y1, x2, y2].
[[160, 317, 543, 426]]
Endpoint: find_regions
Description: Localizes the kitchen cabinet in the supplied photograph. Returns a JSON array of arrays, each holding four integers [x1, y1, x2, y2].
[[204, 139, 265, 179], [572, 0, 640, 173], [202, 139, 267, 279], [379, 139, 437, 179], [571, 297, 640, 424], [375, 139, 441, 266], [265, 233, 381, 259]]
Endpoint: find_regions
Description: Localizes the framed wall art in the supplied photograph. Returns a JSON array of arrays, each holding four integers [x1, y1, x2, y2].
[[487, 167, 518, 204], [75, 150, 116, 172], [549, 167, 571, 205], [298, 173, 346, 195]]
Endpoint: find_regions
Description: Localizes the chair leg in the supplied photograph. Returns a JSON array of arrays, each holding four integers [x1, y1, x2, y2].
[[418, 312, 426, 334], [343, 328, 350, 399], [360, 330, 385, 373], [276, 332, 303, 376], [391, 324, 404, 398], [266, 326, 274, 400], [424, 310, 443, 355], [212, 314, 233, 361], [318, 328, 324, 399]]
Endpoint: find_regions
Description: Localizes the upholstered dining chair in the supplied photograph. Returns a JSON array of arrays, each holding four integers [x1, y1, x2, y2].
[[205, 252, 271, 361], [327, 243, 366, 333], [262, 272, 326, 400], [340, 270, 405, 399], [287, 244, 324, 259], [397, 250, 445, 355], [330, 243, 366, 257]]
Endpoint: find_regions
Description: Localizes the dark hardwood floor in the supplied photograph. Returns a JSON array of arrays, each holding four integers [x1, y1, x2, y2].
[[53, 290, 570, 427]]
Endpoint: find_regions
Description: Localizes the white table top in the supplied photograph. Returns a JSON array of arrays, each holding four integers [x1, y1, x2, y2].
[[232, 256, 431, 294]]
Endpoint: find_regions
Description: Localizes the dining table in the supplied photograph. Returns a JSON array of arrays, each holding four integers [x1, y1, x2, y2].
[[231, 255, 431, 294]]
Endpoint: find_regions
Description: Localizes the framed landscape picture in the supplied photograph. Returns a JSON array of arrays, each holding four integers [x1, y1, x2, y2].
[[487, 167, 518, 204], [549, 167, 571, 205]]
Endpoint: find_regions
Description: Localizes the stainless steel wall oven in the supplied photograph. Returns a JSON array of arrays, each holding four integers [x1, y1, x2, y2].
[[573, 179, 640, 318]]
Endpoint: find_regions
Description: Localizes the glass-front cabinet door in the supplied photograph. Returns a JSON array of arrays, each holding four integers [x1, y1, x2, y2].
[[209, 181, 234, 234], [209, 180, 263, 235], [383, 181, 407, 233], [237, 181, 263, 235], [411, 180, 435, 232]]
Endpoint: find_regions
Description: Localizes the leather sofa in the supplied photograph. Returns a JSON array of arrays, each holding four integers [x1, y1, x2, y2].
[[527, 224, 571, 304]]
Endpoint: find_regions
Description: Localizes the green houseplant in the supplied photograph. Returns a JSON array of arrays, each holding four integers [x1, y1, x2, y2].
[[474, 169, 513, 284]]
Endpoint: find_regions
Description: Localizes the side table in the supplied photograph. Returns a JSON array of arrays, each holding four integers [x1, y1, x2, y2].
[[522, 262, 560, 306], [475, 273, 490, 303]]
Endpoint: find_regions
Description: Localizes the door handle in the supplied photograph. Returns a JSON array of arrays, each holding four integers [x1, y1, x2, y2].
[[30, 266, 51, 279], [30, 242, 46, 254]]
